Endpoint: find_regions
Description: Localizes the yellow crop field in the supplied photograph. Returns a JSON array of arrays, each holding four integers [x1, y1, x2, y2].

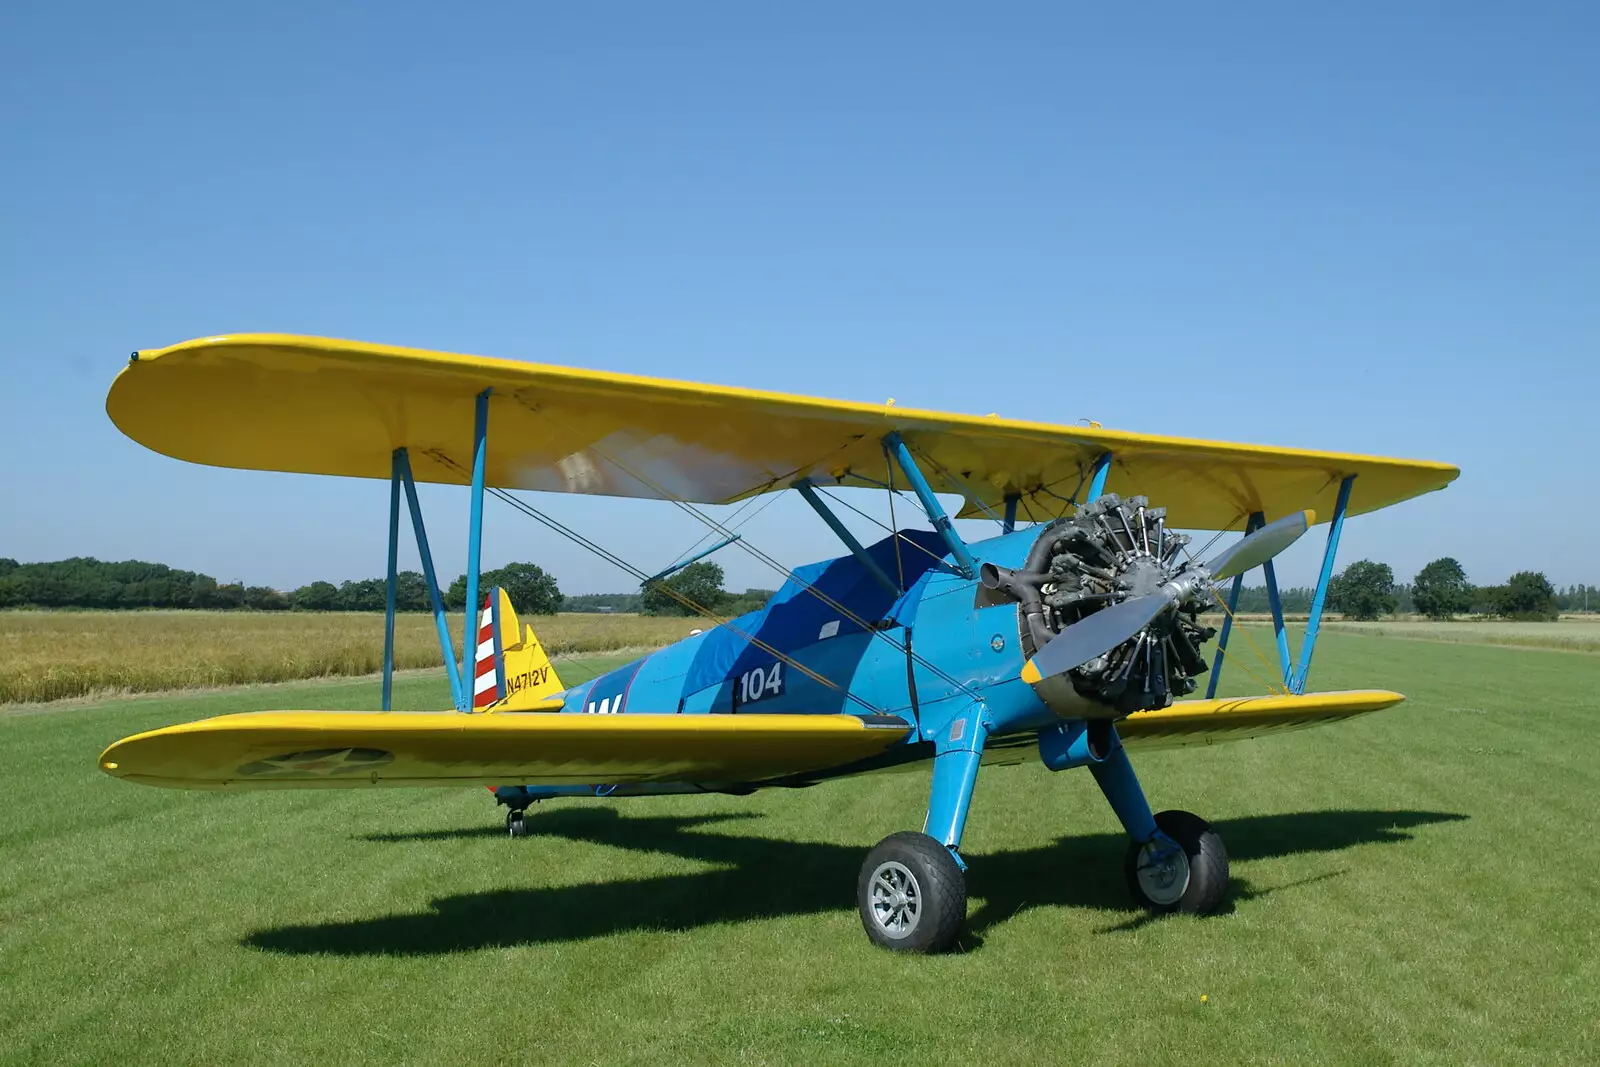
[[1321, 618, 1600, 653], [0, 611, 699, 705], [1205, 614, 1600, 653], [7, 609, 1594, 706]]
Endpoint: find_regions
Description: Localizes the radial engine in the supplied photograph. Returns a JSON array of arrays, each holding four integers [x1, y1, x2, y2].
[[982, 494, 1219, 715]]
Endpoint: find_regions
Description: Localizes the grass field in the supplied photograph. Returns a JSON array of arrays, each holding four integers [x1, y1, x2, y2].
[[0, 611, 697, 704], [2, 632, 1597, 1065]]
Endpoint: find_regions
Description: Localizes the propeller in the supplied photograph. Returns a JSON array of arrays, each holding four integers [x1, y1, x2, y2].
[[1204, 509, 1314, 582], [1019, 508, 1316, 686], [1020, 593, 1172, 684]]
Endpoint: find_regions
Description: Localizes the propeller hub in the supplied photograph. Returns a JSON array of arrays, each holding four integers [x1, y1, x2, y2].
[[1119, 556, 1171, 598], [1157, 568, 1211, 607]]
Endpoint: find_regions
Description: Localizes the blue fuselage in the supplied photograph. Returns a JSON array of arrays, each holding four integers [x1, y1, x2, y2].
[[497, 526, 1079, 806]]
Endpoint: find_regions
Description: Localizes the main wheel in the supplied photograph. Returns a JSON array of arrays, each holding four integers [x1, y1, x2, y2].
[[1125, 809, 1228, 914], [506, 809, 530, 838], [857, 831, 967, 953]]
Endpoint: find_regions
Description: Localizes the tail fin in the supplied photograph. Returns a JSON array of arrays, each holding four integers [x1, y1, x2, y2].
[[471, 588, 565, 712]]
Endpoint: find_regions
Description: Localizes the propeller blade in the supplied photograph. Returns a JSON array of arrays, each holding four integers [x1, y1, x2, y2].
[[1020, 593, 1172, 684], [1204, 510, 1316, 583]]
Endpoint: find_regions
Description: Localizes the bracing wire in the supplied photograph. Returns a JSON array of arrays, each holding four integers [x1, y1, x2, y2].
[[1204, 578, 1290, 697], [1189, 515, 1243, 564], [493, 404, 988, 704], [667, 479, 994, 705], [491, 486, 883, 712], [684, 498, 987, 703], [904, 444, 1007, 527], [448, 398, 1293, 708], [885, 453, 906, 595], [1173, 513, 1290, 694], [1027, 462, 1091, 521], [662, 488, 780, 571], [1209, 629, 1288, 696], [813, 485, 950, 570], [420, 450, 885, 713]]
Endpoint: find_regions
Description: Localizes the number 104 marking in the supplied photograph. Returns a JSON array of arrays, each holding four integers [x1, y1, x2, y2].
[[738, 663, 783, 705]]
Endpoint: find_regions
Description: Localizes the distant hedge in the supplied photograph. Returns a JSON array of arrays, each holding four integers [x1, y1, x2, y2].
[[0, 557, 560, 614], [0, 557, 273, 610], [3, 556, 1587, 618]]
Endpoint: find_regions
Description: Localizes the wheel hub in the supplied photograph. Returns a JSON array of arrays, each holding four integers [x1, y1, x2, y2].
[[1135, 838, 1191, 906], [868, 860, 922, 939]]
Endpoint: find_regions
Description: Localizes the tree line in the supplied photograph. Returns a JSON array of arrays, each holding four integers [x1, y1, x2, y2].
[[0, 556, 772, 617], [0, 557, 565, 615], [1322, 558, 1571, 621], [1, 555, 1587, 621], [576, 559, 1584, 622]]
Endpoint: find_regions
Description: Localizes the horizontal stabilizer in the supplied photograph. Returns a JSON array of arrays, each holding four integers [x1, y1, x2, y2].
[[99, 710, 914, 790], [1117, 689, 1403, 751]]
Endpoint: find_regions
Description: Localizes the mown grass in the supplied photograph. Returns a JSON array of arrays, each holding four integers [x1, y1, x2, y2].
[[0, 611, 697, 704], [2, 635, 1596, 1064]]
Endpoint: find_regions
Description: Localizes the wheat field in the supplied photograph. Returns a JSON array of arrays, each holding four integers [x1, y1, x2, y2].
[[6, 610, 1596, 706], [0, 611, 698, 704], [1320, 618, 1600, 653]]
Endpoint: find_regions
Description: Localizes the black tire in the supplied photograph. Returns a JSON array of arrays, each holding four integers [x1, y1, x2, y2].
[[1124, 809, 1228, 915], [857, 831, 967, 953], [506, 809, 530, 838]]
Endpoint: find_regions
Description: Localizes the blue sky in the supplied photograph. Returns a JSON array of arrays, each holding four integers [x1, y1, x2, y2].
[[2, 2, 1595, 595]]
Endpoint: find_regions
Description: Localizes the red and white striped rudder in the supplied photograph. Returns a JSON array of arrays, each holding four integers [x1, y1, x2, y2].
[[469, 587, 564, 712], [472, 593, 501, 708]]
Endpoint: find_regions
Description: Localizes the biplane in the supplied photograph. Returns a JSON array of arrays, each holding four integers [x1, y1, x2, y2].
[[99, 334, 1458, 953]]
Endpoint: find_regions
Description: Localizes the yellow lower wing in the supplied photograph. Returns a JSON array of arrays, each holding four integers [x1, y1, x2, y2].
[[99, 710, 913, 790], [1117, 689, 1403, 750]]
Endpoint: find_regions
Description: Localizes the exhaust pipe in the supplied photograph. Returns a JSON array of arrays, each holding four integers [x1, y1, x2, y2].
[[980, 563, 1055, 652]]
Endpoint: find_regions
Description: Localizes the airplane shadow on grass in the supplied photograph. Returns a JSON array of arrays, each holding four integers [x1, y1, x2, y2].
[[244, 808, 1466, 956]]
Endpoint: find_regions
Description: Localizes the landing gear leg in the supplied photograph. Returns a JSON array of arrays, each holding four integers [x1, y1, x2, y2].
[[1090, 733, 1229, 914], [857, 704, 987, 953]]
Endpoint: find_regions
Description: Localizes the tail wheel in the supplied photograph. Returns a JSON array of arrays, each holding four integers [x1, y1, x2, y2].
[[506, 809, 530, 838], [857, 831, 966, 953], [1125, 809, 1228, 915]]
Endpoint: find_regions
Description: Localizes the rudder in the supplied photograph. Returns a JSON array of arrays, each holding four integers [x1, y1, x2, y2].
[[472, 588, 565, 711]]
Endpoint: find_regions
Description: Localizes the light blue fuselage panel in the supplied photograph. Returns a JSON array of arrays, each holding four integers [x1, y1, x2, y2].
[[495, 526, 1057, 804]]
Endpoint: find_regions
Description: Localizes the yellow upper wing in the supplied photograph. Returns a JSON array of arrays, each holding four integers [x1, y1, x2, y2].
[[107, 334, 1458, 530], [98, 709, 914, 790], [1116, 689, 1404, 750]]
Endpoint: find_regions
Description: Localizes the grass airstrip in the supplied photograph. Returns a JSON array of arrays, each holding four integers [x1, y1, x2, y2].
[[2, 629, 1596, 1064]]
